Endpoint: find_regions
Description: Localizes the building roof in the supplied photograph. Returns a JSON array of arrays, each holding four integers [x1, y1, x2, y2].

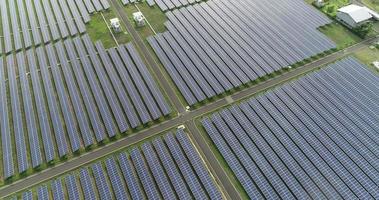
[[338, 4, 372, 23]]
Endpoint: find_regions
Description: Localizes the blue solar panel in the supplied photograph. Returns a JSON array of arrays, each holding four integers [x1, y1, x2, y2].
[[91, 162, 113, 200], [0, 57, 14, 179], [6, 55, 28, 173], [26, 50, 56, 162], [118, 152, 144, 200], [104, 157, 128, 200], [141, 143, 175, 199], [65, 174, 80, 200], [51, 179, 65, 200], [201, 57, 379, 199], [22, 190, 33, 200], [16, 52, 42, 168], [79, 168, 97, 200], [36, 47, 68, 157], [164, 133, 207, 199], [37, 185, 50, 200], [130, 148, 160, 199]]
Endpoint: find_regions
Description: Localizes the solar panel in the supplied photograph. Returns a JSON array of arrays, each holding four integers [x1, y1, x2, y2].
[[57, 0, 78, 35], [95, 42, 139, 129], [108, 47, 152, 124], [0, 0, 12, 53], [175, 130, 222, 199], [26, 50, 56, 162], [104, 157, 129, 200], [130, 148, 160, 199], [73, 36, 117, 137], [64, 39, 106, 142], [118, 45, 161, 120], [41, 0, 61, 40], [118, 152, 144, 200], [141, 143, 175, 199], [8, 0, 23, 50], [201, 57, 379, 199], [45, 44, 81, 152], [37, 185, 50, 200], [6, 55, 28, 173], [55, 41, 94, 147], [16, 0, 32, 48], [22, 190, 33, 200], [51, 179, 65, 200], [125, 44, 171, 116], [16, 52, 42, 168], [152, 138, 191, 199], [24, 0, 41, 45], [148, 0, 335, 104], [91, 162, 113, 200], [164, 133, 207, 199], [79, 168, 97, 200], [33, 0, 51, 42], [0, 56, 15, 179], [36, 47, 68, 157], [65, 174, 80, 200]]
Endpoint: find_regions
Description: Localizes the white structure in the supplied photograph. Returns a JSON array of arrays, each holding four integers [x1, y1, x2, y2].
[[314, 0, 324, 8], [110, 18, 122, 33], [177, 125, 186, 130], [337, 4, 379, 28], [133, 12, 145, 27], [373, 61, 379, 70]]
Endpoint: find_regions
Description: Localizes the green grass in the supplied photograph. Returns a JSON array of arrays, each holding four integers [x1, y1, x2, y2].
[[361, 0, 379, 12], [320, 0, 350, 17], [124, 2, 167, 39], [353, 46, 379, 66], [319, 23, 362, 49], [86, 9, 132, 48]]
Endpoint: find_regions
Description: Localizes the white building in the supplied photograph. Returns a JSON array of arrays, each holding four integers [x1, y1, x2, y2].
[[133, 12, 145, 27], [110, 18, 122, 33], [337, 4, 379, 28]]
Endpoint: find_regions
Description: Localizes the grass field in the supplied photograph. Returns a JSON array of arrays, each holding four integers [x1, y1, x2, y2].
[[353, 46, 379, 65], [362, 0, 379, 12], [124, 2, 167, 39], [319, 23, 362, 49], [86, 9, 132, 48]]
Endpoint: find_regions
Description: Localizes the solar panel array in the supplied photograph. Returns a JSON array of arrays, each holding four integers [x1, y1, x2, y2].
[[0, 34, 170, 179], [0, 0, 110, 54], [121, 0, 203, 11], [201, 57, 379, 199], [148, 0, 336, 105], [6, 130, 222, 199]]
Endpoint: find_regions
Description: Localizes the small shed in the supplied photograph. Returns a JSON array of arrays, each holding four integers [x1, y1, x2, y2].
[[110, 18, 122, 33], [133, 12, 145, 27]]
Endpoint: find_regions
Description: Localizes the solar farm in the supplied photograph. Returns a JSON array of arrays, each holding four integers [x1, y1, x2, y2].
[[202, 57, 379, 199], [6, 130, 223, 199], [0, 0, 379, 199]]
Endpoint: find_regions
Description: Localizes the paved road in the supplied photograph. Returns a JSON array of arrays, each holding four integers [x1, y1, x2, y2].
[[186, 120, 242, 200], [0, 14, 377, 200], [109, 0, 186, 113]]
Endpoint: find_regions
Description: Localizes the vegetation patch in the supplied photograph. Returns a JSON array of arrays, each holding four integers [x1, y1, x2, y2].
[[86, 9, 131, 48], [319, 23, 362, 49]]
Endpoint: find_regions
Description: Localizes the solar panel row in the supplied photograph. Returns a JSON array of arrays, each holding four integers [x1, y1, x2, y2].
[[201, 57, 379, 199], [7, 131, 222, 200], [0, 0, 89, 54], [0, 35, 170, 179], [148, 0, 336, 105], [83, 0, 110, 13]]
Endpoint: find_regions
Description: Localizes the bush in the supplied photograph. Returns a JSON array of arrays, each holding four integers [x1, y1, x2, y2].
[[353, 22, 374, 38]]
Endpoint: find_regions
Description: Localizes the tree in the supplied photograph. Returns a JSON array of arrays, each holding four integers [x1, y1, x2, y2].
[[353, 22, 373, 38]]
